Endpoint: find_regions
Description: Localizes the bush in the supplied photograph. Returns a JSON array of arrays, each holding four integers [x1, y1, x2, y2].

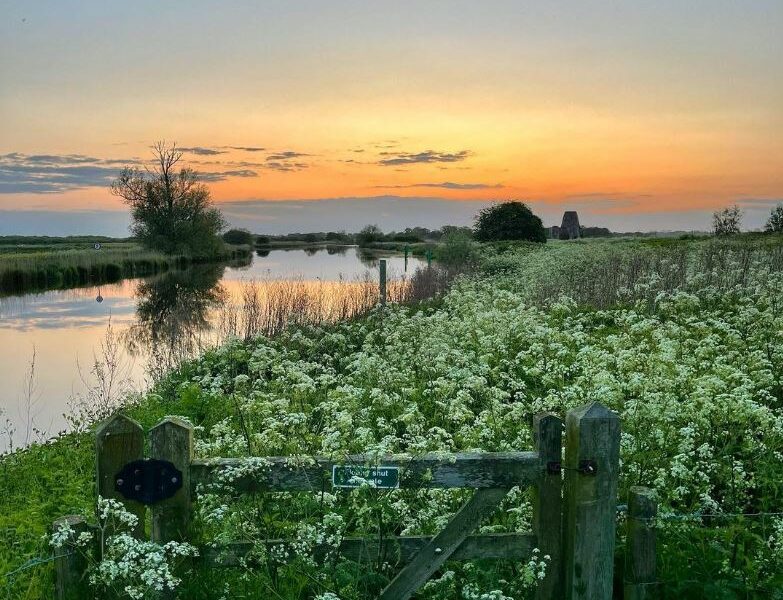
[[222, 228, 254, 245], [473, 201, 547, 243]]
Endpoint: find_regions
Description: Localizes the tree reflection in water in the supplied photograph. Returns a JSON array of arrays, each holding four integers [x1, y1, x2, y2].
[[124, 264, 226, 380]]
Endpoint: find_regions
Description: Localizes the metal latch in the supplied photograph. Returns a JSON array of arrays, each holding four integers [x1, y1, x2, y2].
[[115, 459, 183, 505], [546, 459, 598, 476]]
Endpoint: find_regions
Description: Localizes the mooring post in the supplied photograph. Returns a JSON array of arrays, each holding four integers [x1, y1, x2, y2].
[[53, 515, 92, 600], [379, 258, 387, 306], [95, 413, 145, 538], [533, 412, 564, 600], [562, 402, 621, 600], [151, 417, 194, 542], [624, 486, 657, 600]]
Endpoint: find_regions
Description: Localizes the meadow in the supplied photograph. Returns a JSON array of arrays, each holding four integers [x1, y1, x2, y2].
[[2, 235, 783, 599]]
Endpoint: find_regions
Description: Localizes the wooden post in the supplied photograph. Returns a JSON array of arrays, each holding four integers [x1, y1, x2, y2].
[[562, 402, 620, 600], [533, 413, 563, 600], [53, 515, 91, 600], [150, 417, 194, 542], [624, 487, 657, 600], [95, 413, 145, 538], [379, 259, 387, 307]]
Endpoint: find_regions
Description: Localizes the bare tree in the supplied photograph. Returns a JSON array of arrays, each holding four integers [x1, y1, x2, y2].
[[111, 141, 225, 256]]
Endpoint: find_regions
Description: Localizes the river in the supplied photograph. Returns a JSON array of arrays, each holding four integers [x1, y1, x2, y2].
[[0, 246, 425, 451]]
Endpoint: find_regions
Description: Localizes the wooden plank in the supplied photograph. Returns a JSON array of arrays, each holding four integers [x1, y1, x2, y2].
[[190, 451, 540, 493], [532, 412, 563, 600], [53, 515, 92, 600], [201, 532, 537, 567], [95, 413, 145, 538], [562, 402, 621, 600], [624, 486, 657, 600], [379, 488, 509, 600], [150, 417, 194, 543]]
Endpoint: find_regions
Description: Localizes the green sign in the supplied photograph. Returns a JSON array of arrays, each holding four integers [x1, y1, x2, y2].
[[332, 465, 400, 489]]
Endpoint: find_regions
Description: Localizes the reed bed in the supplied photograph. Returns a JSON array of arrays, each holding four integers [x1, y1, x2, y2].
[[217, 265, 451, 341]]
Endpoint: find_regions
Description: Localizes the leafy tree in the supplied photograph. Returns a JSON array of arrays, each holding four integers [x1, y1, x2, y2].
[[356, 224, 384, 245], [111, 142, 225, 256], [473, 201, 547, 243], [222, 228, 254, 245], [765, 204, 783, 233], [712, 205, 742, 236]]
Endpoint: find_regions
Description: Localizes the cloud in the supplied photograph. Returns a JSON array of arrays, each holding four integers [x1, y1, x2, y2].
[[266, 151, 310, 161], [178, 146, 227, 155], [0, 152, 257, 193], [377, 182, 503, 190], [225, 146, 266, 152], [736, 197, 783, 209], [378, 150, 471, 166], [198, 169, 258, 182], [265, 162, 309, 172]]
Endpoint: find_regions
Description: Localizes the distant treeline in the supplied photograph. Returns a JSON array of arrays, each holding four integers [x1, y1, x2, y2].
[[230, 225, 474, 247]]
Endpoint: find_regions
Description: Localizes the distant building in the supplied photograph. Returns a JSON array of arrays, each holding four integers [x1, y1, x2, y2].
[[559, 211, 581, 240], [550, 225, 561, 239]]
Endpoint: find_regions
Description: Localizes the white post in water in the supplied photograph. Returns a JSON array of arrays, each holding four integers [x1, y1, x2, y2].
[[379, 259, 387, 307]]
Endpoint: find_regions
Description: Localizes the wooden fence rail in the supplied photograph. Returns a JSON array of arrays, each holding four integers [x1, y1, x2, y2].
[[54, 401, 624, 599]]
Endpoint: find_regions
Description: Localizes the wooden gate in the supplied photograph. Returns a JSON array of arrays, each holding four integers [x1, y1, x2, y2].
[[54, 401, 620, 599]]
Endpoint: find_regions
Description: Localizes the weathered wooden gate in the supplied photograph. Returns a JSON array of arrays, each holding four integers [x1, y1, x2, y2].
[[54, 401, 620, 599]]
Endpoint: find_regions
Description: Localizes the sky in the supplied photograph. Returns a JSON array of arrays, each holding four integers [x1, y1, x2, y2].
[[1, 1, 781, 235]]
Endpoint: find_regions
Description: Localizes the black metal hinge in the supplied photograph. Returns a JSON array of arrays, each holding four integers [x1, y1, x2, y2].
[[115, 458, 183, 505], [547, 459, 598, 476]]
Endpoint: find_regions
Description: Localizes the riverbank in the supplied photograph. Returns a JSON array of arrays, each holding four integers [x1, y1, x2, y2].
[[3, 236, 783, 598], [0, 236, 252, 296]]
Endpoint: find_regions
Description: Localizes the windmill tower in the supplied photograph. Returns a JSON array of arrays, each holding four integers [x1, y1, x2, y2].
[[559, 211, 581, 240]]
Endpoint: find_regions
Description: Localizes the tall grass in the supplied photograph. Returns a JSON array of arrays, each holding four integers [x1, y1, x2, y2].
[[217, 265, 452, 340]]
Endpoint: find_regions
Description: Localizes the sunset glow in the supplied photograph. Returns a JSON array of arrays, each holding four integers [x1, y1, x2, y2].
[[1, 1, 781, 232]]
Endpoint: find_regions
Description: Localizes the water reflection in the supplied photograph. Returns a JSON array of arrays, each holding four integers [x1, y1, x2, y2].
[[124, 264, 226, 377]]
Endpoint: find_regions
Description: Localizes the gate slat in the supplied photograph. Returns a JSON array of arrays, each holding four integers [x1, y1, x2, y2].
[[378, 488, 509, 600], [202, 532, 536, 567], [191, 451, 540, 492]]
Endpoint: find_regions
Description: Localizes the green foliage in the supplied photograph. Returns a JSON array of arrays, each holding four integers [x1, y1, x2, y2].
[[111, 142, 226, 257], [473, 202, 547, 243], [435, 230, 481, 269], [355, 224, 384, 245], [765, 203, 783, 233], [221, 228, 254, 245]]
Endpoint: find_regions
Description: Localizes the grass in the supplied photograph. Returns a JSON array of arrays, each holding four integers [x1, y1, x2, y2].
[[0, 237, 252, 296]]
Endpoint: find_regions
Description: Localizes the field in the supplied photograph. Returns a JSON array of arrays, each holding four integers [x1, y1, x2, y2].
[[0, 236, 251, 295], [2, 235, 783, 598]]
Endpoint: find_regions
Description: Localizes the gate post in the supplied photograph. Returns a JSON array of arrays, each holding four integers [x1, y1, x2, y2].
[[151, 417, 194, 542], [533, 412, 563, 600], [624, 486, 657, 600], [95, 414, 145, 538], [379, 259, 387, 307], [53, 515, 92, 600], [562, 402, 620, 600]]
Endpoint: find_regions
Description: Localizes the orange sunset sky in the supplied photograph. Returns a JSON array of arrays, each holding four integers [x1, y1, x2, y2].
[[1, 1, 781, 233]]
